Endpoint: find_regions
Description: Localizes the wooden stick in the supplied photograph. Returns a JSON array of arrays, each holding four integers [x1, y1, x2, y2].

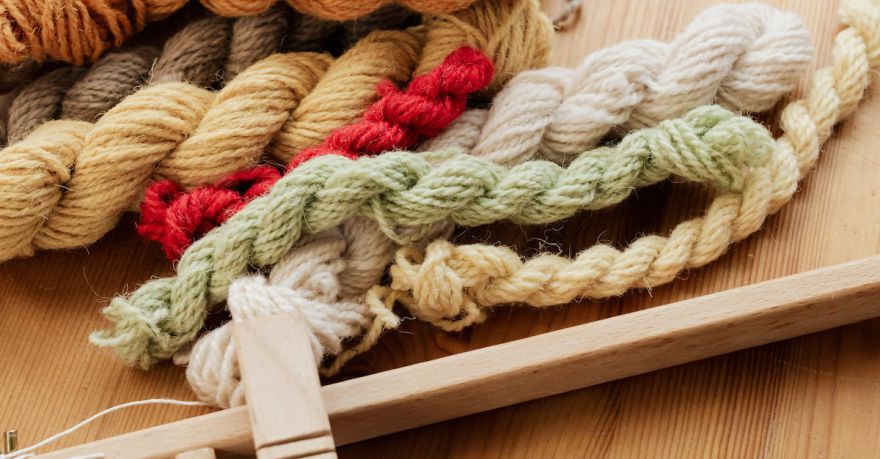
[[233, 311, 336, 459], [41, 256, 880, 458]]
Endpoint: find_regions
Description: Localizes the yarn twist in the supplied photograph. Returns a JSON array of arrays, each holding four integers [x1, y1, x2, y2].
[[180, 217, 395, 408], [139, 46, 494, 260], [91, 105, 775, 369], [0, 0, 550, 262], [419, 2, 812, 165], [367, 0, 880, 331]]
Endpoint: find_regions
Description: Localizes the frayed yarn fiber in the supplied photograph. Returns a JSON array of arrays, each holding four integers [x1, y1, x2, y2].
[[91, 105, 776, 369]]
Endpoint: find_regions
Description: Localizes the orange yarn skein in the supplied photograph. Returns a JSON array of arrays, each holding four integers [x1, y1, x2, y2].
[[0, 0, 185, 65]]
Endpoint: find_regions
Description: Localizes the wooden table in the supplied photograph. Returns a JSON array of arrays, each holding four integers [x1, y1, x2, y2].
[[2, 0, 878, 457]]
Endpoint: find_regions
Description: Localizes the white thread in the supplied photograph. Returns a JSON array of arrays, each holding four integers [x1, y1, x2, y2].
[[419, 2, 813, 165], [0, 399, 209, 458]]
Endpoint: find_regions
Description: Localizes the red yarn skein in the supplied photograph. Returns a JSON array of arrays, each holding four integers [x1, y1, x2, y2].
[[139, 166, 280, 260], [139, 47, 494, 260], [288, 46, 494, 169]]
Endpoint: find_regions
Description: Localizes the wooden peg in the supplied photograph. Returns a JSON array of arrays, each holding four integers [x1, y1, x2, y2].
[[234, 309, 336, 459]]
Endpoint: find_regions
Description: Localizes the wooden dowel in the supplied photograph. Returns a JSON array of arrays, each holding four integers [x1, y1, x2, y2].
[[41, 256, 880, 458]]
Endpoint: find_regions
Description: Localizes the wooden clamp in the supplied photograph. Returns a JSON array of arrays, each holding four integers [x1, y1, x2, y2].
[[176, 309, 336, 459]]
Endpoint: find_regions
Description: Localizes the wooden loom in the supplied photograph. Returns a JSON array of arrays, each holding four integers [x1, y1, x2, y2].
[[34, 255, 880, 458]]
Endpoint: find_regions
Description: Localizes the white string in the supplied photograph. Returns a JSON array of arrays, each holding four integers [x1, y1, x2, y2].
[[1, 399, 210, 458]]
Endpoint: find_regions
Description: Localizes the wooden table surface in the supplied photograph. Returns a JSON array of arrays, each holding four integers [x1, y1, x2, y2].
[[2, 0, 879, 457]]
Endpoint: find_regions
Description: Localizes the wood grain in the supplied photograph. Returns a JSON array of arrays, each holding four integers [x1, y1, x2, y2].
[[1, 0, 878, 457]]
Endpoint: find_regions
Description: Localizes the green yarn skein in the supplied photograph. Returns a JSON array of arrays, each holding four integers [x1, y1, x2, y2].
[[91, 105, 774, 369]]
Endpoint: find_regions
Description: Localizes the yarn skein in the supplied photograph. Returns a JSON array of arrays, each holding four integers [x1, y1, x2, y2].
[[0, 0, 162, 65], [0, 0, 551, 263], [364, 0, 880, 331], [0, 5, 420, 145], [0, 0, 462, 64], [420, 2, 813, 165], [91, 105, 776, 369], [180, 217, 397, 408], [139, 46, 494, 260]]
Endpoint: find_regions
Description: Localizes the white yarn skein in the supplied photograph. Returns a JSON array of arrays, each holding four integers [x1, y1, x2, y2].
[[180, 217, 394, 408], [419, 2, 813, 165]]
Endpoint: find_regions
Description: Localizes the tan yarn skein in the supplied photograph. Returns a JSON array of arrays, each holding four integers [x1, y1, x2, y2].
[[0, 0, 552, 263], [371, 0, 880, 331], [3, 5, 339, 146]]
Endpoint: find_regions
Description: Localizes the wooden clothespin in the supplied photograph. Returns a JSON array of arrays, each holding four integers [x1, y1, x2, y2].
[[176, 308, 335, 459]]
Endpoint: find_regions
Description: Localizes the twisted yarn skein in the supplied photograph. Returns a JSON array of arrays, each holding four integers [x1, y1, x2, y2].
[[139, 46, 494, 260], [171, 49, 492, 406], [91, 105, 775, 369], [0, 0, 171, 65], [0, 5, 421, 145], [180, 217, 397, 408], [366, 0, 880, 331], [170, 3, 816, 396], [419, 2, 812, 165]]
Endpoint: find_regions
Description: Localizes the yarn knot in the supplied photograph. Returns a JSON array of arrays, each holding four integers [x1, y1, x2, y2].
[[386, 243, 488, 331]]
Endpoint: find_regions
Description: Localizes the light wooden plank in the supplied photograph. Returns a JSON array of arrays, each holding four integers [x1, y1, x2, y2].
[[39, 256, 880, 458]]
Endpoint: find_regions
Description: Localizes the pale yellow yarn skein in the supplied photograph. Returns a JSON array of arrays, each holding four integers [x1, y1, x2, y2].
[[368, 0, 880, 331]]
